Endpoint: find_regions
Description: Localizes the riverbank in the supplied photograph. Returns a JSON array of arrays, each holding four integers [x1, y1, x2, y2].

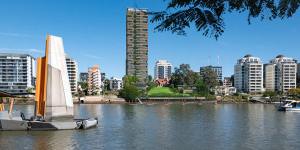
[[8, 95, 278, 105]]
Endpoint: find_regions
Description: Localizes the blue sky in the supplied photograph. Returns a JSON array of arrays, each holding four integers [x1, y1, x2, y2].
[[0, 0, 299, 79]]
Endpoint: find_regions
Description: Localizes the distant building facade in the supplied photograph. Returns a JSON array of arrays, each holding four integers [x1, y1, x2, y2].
[[154, 60, 172, 80], [65, 55, 78, 95], [0, 53, 36, 94], [200, 66, 222, 81], [101, 72, 106, 90], [80, 72, 88, 82], [269, 55, 297, 92], [264, 63, 276, 91], [126, 8, 148, 87], [223, 77, 233, 87], [298, 63, 300, 87], [101, 73, 106, 83], [215, 86, 237, 96], [234, 55, 263, 93], [109, 77, 123, 91], [88, 65, 102, 95]]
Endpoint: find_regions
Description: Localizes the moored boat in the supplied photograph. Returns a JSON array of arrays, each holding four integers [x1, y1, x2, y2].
[[277, 100, 300, 111]]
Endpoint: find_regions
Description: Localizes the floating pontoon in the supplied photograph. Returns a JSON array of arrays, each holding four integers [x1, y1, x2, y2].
[[0, 35, 97, 131]]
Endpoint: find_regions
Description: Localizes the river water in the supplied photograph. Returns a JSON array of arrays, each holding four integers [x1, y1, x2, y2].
[[1, 104, 300, 150]]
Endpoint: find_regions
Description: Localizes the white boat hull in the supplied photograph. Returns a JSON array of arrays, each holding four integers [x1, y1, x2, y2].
[[281, 107, 300, 111], [0, 118, 98, 131]]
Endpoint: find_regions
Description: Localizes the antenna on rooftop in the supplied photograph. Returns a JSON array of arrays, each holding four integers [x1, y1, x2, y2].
[[217, 56, 220, 66]]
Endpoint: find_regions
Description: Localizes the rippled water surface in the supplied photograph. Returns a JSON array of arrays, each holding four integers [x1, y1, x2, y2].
[[1, 104, 300, 150]]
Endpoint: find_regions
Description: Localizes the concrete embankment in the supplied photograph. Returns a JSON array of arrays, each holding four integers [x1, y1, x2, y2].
[[74, 95, 126, 104], [9, 95, 267, 105]]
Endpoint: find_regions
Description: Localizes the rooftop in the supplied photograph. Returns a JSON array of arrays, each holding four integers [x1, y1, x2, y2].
[[127, 8, 148, 12]]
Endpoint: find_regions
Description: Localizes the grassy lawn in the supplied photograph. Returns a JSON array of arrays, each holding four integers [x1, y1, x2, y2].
[[147, 87, 190, 97]]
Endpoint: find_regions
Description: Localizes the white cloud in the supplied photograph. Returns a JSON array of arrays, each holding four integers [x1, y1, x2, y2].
[[0, 48, 43, 54], [27, 48, 43, 54], [0, 32, 32, 38]]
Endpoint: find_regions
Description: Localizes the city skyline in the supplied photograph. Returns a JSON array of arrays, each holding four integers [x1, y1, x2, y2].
[[0, 0, 299, 78]]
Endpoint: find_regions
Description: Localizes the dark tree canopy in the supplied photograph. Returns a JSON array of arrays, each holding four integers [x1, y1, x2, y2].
[[151, 0, 299, 39], [201, 68, 218, 89], [119, 76, 142, 101]]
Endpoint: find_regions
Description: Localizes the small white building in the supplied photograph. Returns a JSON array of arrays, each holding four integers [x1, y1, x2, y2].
[[223, 77, 233, 87], [109, 77, 123, 91], [215, 86, 237, 96]]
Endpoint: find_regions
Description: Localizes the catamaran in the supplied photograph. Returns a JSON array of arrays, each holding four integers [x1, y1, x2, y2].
[[0, 35, 97, 131]]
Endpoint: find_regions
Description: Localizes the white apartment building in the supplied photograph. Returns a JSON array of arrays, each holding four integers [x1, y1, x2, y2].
[[88, 65, 102, 95], [297, 63, 300, 87], [264, 63, 276, 91], [154, 60, 172, 80], [109, 77, 123, 91], [0, 53, 36, 94], [270, 55, 297, 92], [66, 55, 78, 95], [234, 55, 263, 93]]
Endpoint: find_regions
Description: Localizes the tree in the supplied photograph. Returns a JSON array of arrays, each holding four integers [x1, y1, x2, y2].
[[146, 75, 156, 89], [26, 87, 35, 94], [78, 82, 88, 96], [201, 68, 218, 89], [119, 76, 142, 101], [230, 75, 235, 86], [287, 88, 300, 98], [151, 0, 299, 39], [170, 64, 200, 87], [263, 91, 276, 97], [147, 75, 153, 82], [119, 85, 141, 101], [195, 79, 209, 96], [103, 79, 111, 92]]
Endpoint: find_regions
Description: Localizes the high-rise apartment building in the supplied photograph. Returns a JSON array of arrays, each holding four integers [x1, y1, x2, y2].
[[126, 8, 148, 87], [65, 55, 78, 95], [269, 55, 297, 92], [80, 72, 88, 82], [234, 55, 263, 93], [200, 66, 223, 81], [154, 60, 172, 80], [88, 65, 102, 95], [264, 63, 276, 91], [0, 53, 36, 94]]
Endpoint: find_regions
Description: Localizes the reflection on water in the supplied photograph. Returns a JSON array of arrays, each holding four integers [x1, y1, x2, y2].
[[1, 104, 300, 150]]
